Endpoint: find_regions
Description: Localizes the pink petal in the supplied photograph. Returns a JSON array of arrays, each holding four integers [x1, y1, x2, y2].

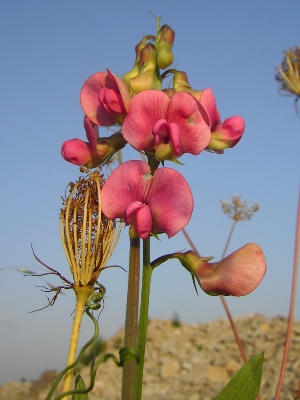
[[199, 88, 221, 128], [83, 116, 99, 148], [213, 116, 245, 141], [152, 119, 170, 147], [167, 93, 211, 155], [80, 72, 116, 126], [101, 160, 153, 219], [61, 139, 93, 166], [99, 87, 126, 114], [149, 167, 194, 237], [105, 69, 131, 112], [197, 243, 266, 296], [168, 123, 181, 155], [136, 205, 152, 239], [122, 91, 170, 151], [124, 201, 144, 224]]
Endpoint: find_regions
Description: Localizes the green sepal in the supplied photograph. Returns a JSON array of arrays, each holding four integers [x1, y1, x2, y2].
[[169, 157, 184, 165], [214, 352, 264, 400], [71, 374, 89, 400]]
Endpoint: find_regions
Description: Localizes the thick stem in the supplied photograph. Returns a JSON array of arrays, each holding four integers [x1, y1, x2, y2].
[[122, 237, 140, 400], [136, 238, 152, 400], [62, 285, 94, 398], [274, 187, 300, 400]]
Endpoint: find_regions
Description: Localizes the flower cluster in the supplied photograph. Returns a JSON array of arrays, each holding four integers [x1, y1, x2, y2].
[[61, 18, 265, 297], [61, 20, 245, 238]]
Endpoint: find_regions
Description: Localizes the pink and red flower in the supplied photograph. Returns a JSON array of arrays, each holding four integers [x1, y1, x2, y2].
[[80, 69, 131, 126], [175, 243, 266, 296], [61, 117, 127, 168], [199, 88, 245, 153], [195, 243, 266, 296], [122, 91, 211, 161], [101, 160, 194, 239], [61, 117, 104, 168]]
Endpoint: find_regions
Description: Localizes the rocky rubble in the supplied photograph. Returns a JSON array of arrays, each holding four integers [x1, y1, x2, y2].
[[1, 314, 300, 400]]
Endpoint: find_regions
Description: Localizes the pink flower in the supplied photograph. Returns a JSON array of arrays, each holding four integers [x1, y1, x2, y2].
[[101, 160, 194, 239], [61, 117, 104, 168], [195, 243, 266, 296], [172, 243, 266, 296], [80, 69, 131, 126], [61, 117, 127, 168], [122, 91, 211, 161], [199, 88, 245, 153]]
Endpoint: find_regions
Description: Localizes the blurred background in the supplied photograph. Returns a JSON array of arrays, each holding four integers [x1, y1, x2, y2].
[[0, 0, 299, 384]]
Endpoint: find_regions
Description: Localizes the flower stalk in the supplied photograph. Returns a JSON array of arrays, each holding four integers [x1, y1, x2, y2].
[[122, 237, 140, 400], [136, 238, 153, 400], [59, 169, 121, 396], [62, 285, 94, 396]]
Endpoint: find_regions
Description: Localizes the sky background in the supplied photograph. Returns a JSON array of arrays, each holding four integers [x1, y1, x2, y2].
[[0, 0, 299, 385]]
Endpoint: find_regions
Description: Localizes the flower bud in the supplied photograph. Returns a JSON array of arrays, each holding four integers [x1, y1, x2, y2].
[[94, 132, 127, 167], [61, 117, 127, 168], [175, 244, 266, 296], [129, 43, 156, 93], [172, 70, 203, 101], [207, 116, 245, 152], [162, 88, 176, 98], [60, 170, 122, 286], [157, 25, 175, 70], [123, 35, 155, 89]]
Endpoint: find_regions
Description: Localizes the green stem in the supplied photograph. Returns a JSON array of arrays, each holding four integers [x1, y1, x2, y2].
[[122, 237, 140, 400], [136, 238, 152, 400]]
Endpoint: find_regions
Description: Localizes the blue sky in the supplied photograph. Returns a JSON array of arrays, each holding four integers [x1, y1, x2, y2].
[[0, 0, 299, 384]]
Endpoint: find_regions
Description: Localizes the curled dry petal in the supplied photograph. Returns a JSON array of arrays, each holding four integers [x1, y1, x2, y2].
[[101, 160, 193, 239]]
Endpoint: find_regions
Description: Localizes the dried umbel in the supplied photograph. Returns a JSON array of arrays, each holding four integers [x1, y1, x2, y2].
[[275, 47, 300, 98], [221, 194, 259, 221], [60, 168, 121, 286]]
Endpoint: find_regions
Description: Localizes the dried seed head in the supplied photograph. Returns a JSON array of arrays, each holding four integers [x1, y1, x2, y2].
[[220, 194, 259, 221], [60, 168, 121, 286], [275, 47, 300, 98]]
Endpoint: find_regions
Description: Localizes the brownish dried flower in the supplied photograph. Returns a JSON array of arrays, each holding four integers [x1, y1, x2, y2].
[[220, 194, 259, 221], [275, 47, 300, 98], [60, 168, 121, 286]]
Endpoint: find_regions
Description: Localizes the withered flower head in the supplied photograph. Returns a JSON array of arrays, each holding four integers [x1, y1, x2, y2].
[[60, 168, 121, 286], [221, 194, 259, 222], [275, 46, 300, 98]]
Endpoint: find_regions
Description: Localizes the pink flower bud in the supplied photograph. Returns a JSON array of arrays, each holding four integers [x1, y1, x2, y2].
[[199, 88, 245, 153], [195, 244, 266, 296], [61, 117, 126, 168], [173, 244, 266, 296]]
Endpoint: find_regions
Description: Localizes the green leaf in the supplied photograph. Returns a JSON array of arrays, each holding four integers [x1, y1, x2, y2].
[[214, 352, 264, 400], [71, 374, 89, 400]]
